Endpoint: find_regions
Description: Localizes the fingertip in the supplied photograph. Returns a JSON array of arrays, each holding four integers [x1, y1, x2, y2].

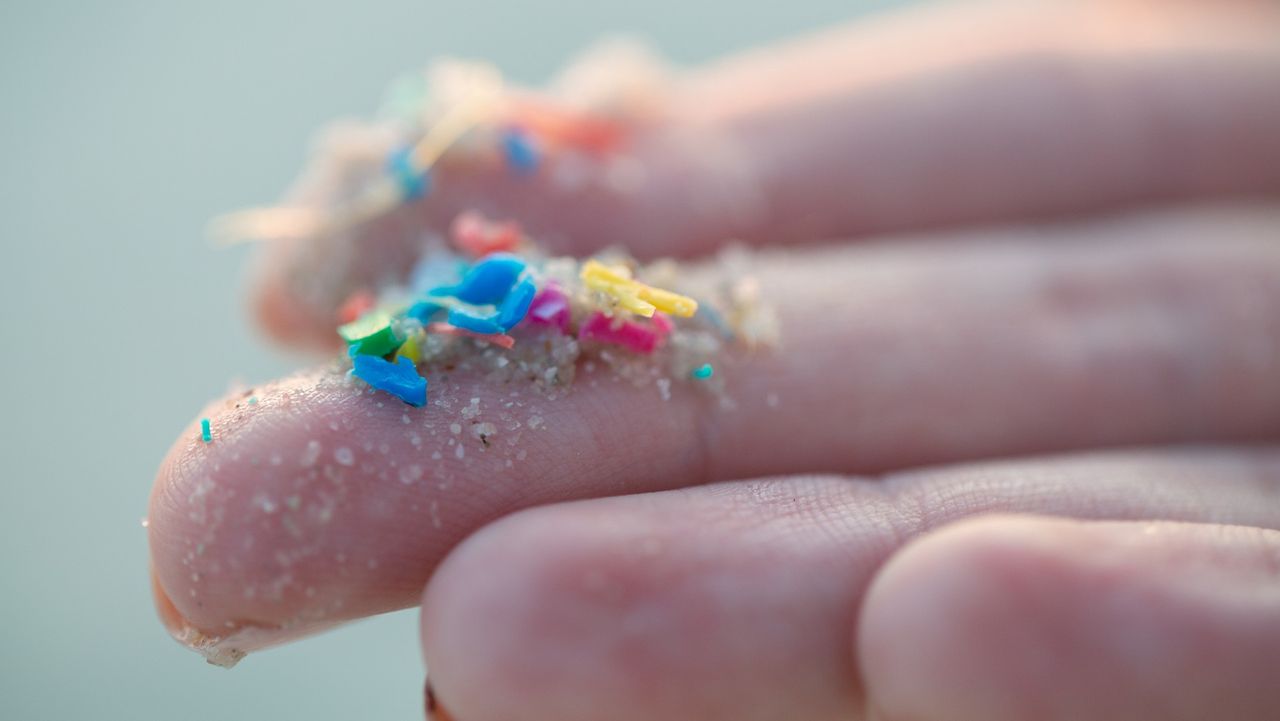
[[150, 360, 673, 666], [420, 504, 693, 721], [858, 515, 1280, 721], [858, 515, 1072, 721], [418, 509, 593, 721], [146, 371, 402, 658]]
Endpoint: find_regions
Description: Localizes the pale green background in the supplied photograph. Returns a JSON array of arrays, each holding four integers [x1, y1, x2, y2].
[[0, 1, 905, 718]]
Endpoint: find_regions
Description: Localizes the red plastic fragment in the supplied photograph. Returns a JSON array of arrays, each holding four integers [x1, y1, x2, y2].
[[337, 289, 377, 324], [426, 322, 516, 349], [578, 311, 672, 354], [450, 211, 522, 259], [524, 284, 571, 333]]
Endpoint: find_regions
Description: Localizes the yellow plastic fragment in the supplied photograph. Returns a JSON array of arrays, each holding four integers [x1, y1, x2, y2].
[[580, 260, 698, 318], [638, 285, 698, 317], [396, 331, 422, 364]]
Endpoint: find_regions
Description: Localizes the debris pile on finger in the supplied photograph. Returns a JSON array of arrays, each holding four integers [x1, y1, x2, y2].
[[210, 41, 778, 407], [337, 213, 777, 406], [211, 42, 674, 245]]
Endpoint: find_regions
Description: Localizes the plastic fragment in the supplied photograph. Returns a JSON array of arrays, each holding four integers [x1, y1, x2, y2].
[[580, 260, 649, 315], [509, 99, 627, 154], [496, 276, 536, 329], [352, 355, 427, 407], [388, 147, 430, 200], [691, 363, 714, 380], [339, 311, 404, 357], [445, 276, 534, 334], [525, 284, 571, 333], [428, 250, 535, 334], [446, 307, 503, 335], [406, 300, 443, 324], [580, 259, 697, 318], [200, 418, 212, 443], [500, 126, 540, 175], [396, 331, 423, 363], [426, 322, 516, 349], [337, 289, 376, 324], [578, 311, 672, 354], [247, 397, 258, 405], [450, 211, 521, 258], [432, 253, 526, 305], [696, 302, 735, 340], [215, 61, 651, 245], [448, 307, 501, 335], [637, 284, 698, 318]]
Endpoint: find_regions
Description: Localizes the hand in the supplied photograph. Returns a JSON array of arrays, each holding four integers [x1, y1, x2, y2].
[[148, 1, 1280, 719]]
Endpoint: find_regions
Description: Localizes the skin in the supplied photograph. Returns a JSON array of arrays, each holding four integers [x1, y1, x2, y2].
[[149, 1, 1280, 719]]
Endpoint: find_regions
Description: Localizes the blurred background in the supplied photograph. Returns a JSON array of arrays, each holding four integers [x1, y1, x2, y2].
[[0, 1, 909, 718]]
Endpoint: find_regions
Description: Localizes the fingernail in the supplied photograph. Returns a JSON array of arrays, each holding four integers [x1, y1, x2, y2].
[[152, 565, 330, 668], [151, 566, 248, 668], [425, 677, 456, 721]]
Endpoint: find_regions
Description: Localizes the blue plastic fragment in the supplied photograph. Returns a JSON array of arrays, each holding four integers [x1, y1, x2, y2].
[[423, 254, 535, 335], [441, 273, 538, 334], [501, 127, 540, 175], [387, 147, 430, 200], [496, 276, 536, 329], [432, 253, 526, 305], [353, 355, 427, 407], [446, 307, 504, 335], [695, 302, 735, 340], [406, 300, 444, 323], [691, 363, 714, 380], [200, 418, 212, 443]]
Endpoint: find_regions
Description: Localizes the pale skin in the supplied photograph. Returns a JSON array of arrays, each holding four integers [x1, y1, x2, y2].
[[148, 1, 1280, 719]]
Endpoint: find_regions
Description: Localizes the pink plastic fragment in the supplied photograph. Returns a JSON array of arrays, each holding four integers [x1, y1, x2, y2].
[[450, 211, 522, 258], [525, 285, 571, 333], [426, 322, 516, 349], [650, 312, 674, 335], [578, 311, 672, 354]]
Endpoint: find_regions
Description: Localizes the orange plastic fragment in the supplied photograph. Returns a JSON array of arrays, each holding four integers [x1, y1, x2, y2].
[[507, 99, 627, 155]]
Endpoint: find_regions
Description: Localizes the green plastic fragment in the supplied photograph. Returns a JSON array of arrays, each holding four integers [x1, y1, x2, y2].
[[200, 418, 212, 443], [247, 396, 258, 405], [691, 363, 714, 380], [339, 310, 404, 357]]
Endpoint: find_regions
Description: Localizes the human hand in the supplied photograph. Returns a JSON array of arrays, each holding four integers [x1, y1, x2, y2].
[[148, 1, 1280, 719]]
